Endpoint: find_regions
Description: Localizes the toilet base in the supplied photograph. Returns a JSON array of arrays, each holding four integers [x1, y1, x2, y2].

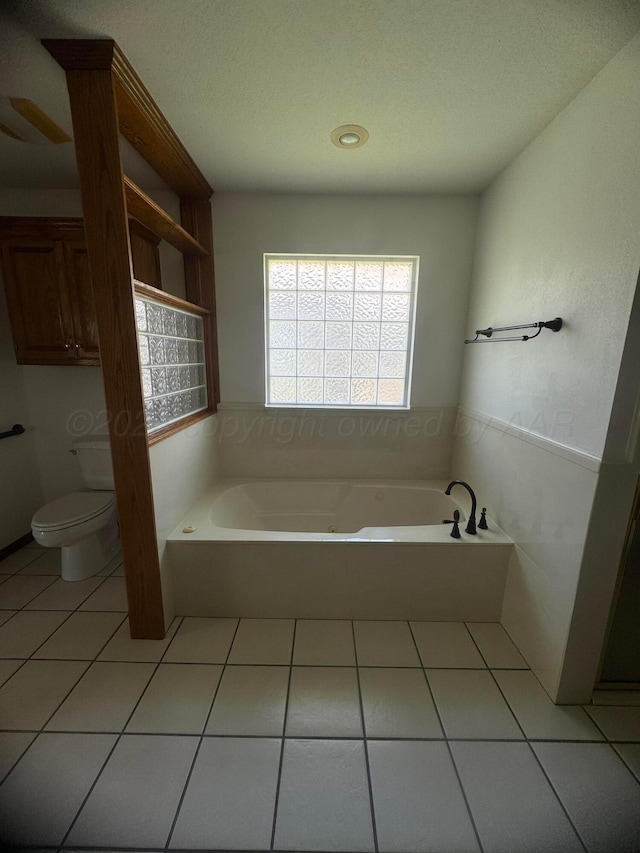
[[61, 536, 120, 581], [60, 512, 121, 582]]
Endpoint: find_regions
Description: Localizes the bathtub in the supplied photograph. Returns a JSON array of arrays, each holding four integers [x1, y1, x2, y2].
[[168, 479, 513, 620]]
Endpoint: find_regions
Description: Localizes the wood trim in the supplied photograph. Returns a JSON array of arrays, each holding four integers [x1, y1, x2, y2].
[[595, 475, 640, 686], [9, 97, 71, 144], [147, 407, 214, 446], [128, 218, 160, 246], [63, 66, 165, 639], [133, 280, 210, 316], [180, 200, 220, 406], [124, 177, 208, 256], [42, 39, 213, 200], [0, 217, 84, 239]]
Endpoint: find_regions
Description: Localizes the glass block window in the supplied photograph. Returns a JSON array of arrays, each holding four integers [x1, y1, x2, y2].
[[264, 254, 419, 408], [135, 296, 207, 432]]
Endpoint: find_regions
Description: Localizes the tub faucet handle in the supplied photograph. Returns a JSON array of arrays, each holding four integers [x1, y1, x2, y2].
[[442, 509, 462, 539], [478, 508, 488, 530]]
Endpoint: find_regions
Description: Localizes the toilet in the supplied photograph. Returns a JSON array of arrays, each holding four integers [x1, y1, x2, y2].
[[31, 438, 120, 582]]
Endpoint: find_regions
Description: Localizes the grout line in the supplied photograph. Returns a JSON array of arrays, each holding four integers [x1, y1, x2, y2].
[[165, 617, 241, 850], [0, 729, 38, 786], [351, 619, 379, 853], [269, 618, 297, 851], [58, 616, 178, 849], [486, 667, 589, 852], [0, 728, 633, 744], [407, 620, 486, 853]]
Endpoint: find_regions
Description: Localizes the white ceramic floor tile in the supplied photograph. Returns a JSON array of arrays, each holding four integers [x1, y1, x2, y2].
[[206, 665, 289, 736], [354, 620, 420, 667], [78, 577, 128, 611], [0, 732, 35, 781], [360, 668, 442, 738], [97, 552, 123, 576], [0, 660, 89, 729], [0, 659, 23, 687], [98, 616, 181, 661], [163, 616, 238, 663], [0, 575, 56, 609], [428, 669, 523, 739], [228, 618, 295, 664], [25, 576, 106, 610], [614, 743, 640, 781], [274, 739, 375, 852], [0, 610, 69, 658], [286, 667, 362, 737], [0, 732, 116, 847], [591, 690, 640, 706], [586, 706, 640, 741], [0, 609, 15, 627], [67, 734, 198, 848], [46, 661, 155, 732], [411, 622, 485, 668], [534, 742, 640, 853], [451, 741, 583, 852], [494, 670, 603, 740], [170, 737, 281, 850], [18, 549, 62, 574], [293, 619, 356, 665], [127, 663, 222, 734], [369, 740, 479, 852], [0, 548, 43, 574], [465, 622, 528, 668], [33, 612, 125, 660]]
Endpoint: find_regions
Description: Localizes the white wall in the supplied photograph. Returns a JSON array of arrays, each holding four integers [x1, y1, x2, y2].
[[212, 192, 478, 477], [149, 414, 220, 626], [0, 188, 186, 506], [0, 284, 42, 548], [453, 33, 640, 700], [0, 190, 107, 505]]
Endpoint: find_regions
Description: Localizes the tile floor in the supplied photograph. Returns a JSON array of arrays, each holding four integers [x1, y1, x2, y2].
[[1, 544, 640, 851]]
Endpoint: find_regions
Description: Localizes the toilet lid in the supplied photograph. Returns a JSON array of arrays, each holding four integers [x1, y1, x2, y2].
[[32, 492, 115, 530]]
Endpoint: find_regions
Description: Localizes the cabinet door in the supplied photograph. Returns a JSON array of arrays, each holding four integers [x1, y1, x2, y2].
[[64, 241, 100, 363], [0, 239, 76, 364]]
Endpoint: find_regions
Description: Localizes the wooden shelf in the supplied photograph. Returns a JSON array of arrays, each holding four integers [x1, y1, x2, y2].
[[133, 280, 210, 316], [123, 177, 208, 257]]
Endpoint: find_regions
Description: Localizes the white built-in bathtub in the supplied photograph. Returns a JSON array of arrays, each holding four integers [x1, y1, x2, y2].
[[168, 479, 513, 620]]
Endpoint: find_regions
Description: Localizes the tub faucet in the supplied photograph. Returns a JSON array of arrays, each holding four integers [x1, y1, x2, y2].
[[444, 480, 477, 535]]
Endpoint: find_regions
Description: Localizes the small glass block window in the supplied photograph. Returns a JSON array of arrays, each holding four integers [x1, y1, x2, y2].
[[136, 297, 207, 433], [264, 255, 419, 408]]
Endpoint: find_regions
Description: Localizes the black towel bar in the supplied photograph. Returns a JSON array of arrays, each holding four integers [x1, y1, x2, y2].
[[465, 317, 563, 344]]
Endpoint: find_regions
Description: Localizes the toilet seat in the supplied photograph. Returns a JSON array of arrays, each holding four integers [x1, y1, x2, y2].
[[32, 492, 115, 532]]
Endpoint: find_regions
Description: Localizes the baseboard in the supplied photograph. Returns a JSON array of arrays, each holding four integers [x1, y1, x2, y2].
[[0, 531, 34, 562]]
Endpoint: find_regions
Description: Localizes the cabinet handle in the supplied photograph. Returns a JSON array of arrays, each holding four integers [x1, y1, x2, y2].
[[64, 343, 70, 349], [75, 343, 81, 349]]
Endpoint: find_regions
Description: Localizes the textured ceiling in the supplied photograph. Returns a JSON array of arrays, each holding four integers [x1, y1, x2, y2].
[[1, 0, 639, 194]]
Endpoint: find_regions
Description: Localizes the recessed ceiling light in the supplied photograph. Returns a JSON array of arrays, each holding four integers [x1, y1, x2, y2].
[[331, 124, 369, 149]]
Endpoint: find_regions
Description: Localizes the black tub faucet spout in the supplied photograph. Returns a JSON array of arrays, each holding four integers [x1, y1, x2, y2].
[[444, 480, 478, 535]]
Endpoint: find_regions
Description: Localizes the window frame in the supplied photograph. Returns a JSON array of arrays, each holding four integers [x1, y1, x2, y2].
[[263, 253, 420, 410]]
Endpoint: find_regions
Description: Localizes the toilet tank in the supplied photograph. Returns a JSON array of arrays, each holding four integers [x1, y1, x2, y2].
[[73, 438, 115, 490]]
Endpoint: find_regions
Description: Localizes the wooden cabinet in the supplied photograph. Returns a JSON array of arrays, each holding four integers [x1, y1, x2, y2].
[[0, 216, 161, 366]]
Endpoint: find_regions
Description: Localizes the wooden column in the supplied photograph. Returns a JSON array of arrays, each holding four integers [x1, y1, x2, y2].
[[55, 62, 165, 638], [181, 199, 220, 406]]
